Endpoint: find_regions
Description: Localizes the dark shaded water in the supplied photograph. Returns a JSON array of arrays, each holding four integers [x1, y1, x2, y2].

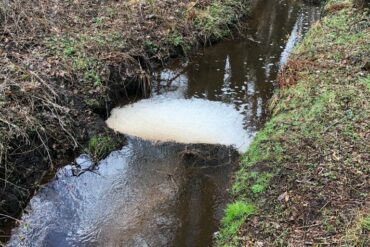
[[6, 0, 320, 246], [153, 0, 319, 131]]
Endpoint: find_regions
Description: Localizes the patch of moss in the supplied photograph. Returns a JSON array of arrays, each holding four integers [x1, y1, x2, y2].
[[342, 212, 370, 246]]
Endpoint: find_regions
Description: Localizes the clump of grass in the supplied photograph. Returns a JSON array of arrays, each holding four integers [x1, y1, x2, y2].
[[341, 212, 370, 246], [144, 40, 160, 56], [232, 170, 273, 196], [167, 30, 190, 54], [195, 0, 248, 42], [360, 75, 370, 91], [361, 216, 370, 231], [216, 201, 256, 246], [85, 135, 120, 161], [250, 172, 273, 194]]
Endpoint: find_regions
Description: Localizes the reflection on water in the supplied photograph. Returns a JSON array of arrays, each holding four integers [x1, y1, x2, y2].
[[6, 0, 320, 246], [7, 140, 237, 247], [153, 0, 320, 131]]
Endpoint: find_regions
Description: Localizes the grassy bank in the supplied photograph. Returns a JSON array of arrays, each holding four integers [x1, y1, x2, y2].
[[0, 0, 250, 233], [217, 0, 370, 246]]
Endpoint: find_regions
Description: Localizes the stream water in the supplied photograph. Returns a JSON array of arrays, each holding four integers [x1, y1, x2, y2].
[[6, 0, 320, 246]]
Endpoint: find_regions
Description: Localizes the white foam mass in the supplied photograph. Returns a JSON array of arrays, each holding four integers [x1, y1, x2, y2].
[[106, 98, 251, 152]]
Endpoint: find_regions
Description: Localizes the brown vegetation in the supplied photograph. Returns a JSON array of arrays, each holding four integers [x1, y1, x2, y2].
[[324, 1, 352, 13], [0, 0, 249, 237], [278, 59, 316, 88]]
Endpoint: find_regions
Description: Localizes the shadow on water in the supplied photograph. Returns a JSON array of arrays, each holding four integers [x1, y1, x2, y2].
[[6, 0, 320, 246]]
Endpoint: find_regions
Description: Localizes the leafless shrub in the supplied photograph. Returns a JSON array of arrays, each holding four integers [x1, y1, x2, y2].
[[0, 51, 78, 192]]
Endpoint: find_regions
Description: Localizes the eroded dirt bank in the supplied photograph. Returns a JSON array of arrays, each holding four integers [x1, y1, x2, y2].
[[217, 0, 370, 246], [0, 0, 250, 237]]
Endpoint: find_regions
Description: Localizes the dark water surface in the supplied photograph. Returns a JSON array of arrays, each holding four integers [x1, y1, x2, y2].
[[6, 0, 320, 246], [152, 0, 319, 131]]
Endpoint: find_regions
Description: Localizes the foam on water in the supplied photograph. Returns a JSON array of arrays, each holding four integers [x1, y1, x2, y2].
[[106, 98, 251, 152]]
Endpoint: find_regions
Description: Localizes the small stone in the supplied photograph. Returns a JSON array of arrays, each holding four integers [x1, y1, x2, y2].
[[278, 191, 289, 202]]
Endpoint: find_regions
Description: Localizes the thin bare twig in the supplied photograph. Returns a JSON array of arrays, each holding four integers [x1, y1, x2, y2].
[[0, 213, 21, 223]]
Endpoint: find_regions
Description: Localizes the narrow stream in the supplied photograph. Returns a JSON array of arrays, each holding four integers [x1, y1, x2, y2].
[[6, 1, 320, 246]]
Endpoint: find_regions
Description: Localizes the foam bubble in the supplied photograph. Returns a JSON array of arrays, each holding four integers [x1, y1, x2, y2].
[[106, 98, 251, 152]]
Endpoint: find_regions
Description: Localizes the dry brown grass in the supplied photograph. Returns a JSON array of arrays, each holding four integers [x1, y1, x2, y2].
[[325, 2, 352, 14], [278, 59, 316, 88], [0, 0, 250, 233]]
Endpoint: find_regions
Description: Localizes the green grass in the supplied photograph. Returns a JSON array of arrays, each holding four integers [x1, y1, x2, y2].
[[85, 135, 120, 161], [46, 36, 103, 86], [144, 40, 160, 56], [362, 216, 370, 231], [232, 170, 274, 196], [195, 0, 249, 41], [216, 0, 370, 245], [250, 172, 273, 194], [45, 31, 125, 87], [342, 212, 370, 246], [360, 75, 370, 91], [216, 201, 256, 246], [43, 0, 249, 85], [166, 30, 190, 54]]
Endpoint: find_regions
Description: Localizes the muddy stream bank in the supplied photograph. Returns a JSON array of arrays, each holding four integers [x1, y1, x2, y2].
[[6, 0, 320, 246]]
